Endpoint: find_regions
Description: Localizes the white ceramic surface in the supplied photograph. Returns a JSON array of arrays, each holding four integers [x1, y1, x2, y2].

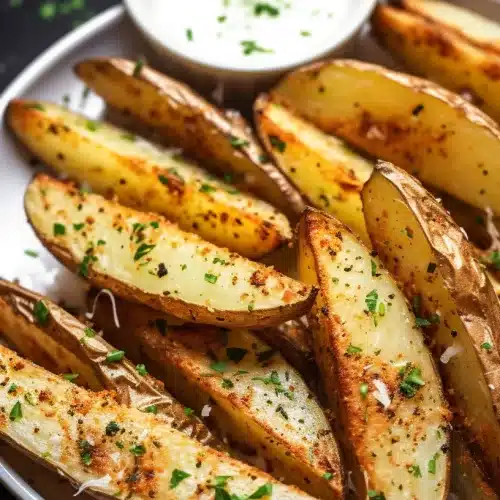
[[0, 1, 499, 498]]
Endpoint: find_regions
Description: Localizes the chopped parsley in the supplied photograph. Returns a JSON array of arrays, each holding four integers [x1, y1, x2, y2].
[[371, 260, 377, 276], [134, 243, 156, 261], [226, 347, 248, 363], [78, 254, 97, 277], [136, 364, 148, 376], [79, 439, 93, 466], [106, 421, 120, 436], [53, 223, 66, 236], [346, 344, 362, 355], [408, 464, 422, 478], [428, 453, 439, 474], [186, 28, 193, 41], [63, 373, 79, 382], [121, 133, 136, 141], [254, 3, 280, 17], [85, 120, 99, 132], [84, 326, 96, 337], [300, 30, 311, 37], [106, 350, 125, 363], [8, 384, 17, 394], [210, 361, 227, 373], [145, 405, 158, 414], [25, 102, 45, 111], [322, 472, 333, 480], [34, 300, 49, 326], [200, 184, 216, 193], [481, 342, 493, 351], [230, 136, 250, 149], [275, 405, 288, 420], [170, 469, 191, 489], [365, 289, 378, 313], [400, 366, 425, 398], [489, 251, 500, 270], [360, 383, 369, 398], [73, 222, 85, 231], [249, 483, 273, 498], [217, 15, 227, 23], [222, 379, 234, 389], [184, 407, 194, 416], [204, 273, 218, 284], [367, 491, 386, 500], [269, 135, 286, 153], [241, 40, 272, 56], [9, 401, 22, 422], [24, 249, 38, 258], [133, 58, 145, 77], [129, 444, 146, 456]]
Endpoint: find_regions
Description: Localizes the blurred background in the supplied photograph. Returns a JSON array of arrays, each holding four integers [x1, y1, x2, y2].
[[0, 0, 117, 90]]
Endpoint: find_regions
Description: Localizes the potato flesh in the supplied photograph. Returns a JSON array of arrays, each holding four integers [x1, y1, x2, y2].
[[362, 170, 500, 485], [298, 210, 450, 499], [7, 100, 290, 258], [372, 6, 500, 123], [91, 299, 343, 499], [256, 98, 372, 244], [24, 175, 313, 327], [274, 60, 500, 215], [0, 345, 313, 499], [74, 58, 305, 219], [403, 0, 500, 51]]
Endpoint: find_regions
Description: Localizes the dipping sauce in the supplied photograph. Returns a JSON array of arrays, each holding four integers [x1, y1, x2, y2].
[[139, 0, 350, 71]]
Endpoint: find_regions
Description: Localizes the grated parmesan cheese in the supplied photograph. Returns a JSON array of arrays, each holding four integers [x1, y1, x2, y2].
[[201, 405, 212, 417], [373, 379, 391, 409], [440, 343, 463, 364], [74, 475, 111, 496], [86, 289, 120, 328]]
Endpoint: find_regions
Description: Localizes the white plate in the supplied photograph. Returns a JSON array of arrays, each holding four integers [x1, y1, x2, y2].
[[0, 2, 499, 499]]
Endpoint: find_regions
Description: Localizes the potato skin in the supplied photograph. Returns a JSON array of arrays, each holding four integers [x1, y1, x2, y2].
[[24, 174, 316, 328], [74, 58, 305, 219], [362, 161, 500, 491], [7, 99, 291, 259], [372, 5, 500, 123]]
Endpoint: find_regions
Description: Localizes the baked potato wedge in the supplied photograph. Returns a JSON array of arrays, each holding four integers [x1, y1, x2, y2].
[[74, 58, 305, 219], [298, 208, 451, 499], [0, 344, 314, 499], [371, 5, 500, 123], [402, 0, 500, 54], [272, 59, 500, 216], [24, 174, 316, 328], [254, 94, 373, 244], [7, 99, 291, 259], [89, 296, 344, 498], [451, 432, 498, 500], [362, 161, 500, 489], [0, 279, 219, 448]]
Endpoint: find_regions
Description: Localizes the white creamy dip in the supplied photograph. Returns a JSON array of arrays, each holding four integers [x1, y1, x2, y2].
[[135, 0, 351, 70]]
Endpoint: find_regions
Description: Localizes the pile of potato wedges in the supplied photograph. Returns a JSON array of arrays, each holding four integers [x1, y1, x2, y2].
[[3, 6, 500, 495]]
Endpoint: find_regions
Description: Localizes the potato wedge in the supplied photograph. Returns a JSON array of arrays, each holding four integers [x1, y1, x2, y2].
[[402, 0, 500, 54], [362, 161, 500, 489], [0, 279, 219, 448], [451, 432, 498, 500], [371, 5, 500, 123], [273, 59, 500, 215], [74, 58, 305, 219], [7, 100, 291, 259], [254, 94, 373, 244], [24, 174, 316, 328], [89, 295, 344, 498], [298, 208, 450, 499], [0, 344, 314, 499]]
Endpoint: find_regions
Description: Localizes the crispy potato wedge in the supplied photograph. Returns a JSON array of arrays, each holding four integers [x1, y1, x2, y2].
[[89, 296, 344, 498], [402, 0, 500, 54], [451, 432, 498, 500], [272, 59, 500, 215], [298, 208, 450, 499], [0, 344, 314, 499], [372, 5, 500, 123], [362, 161, 500, 489], [0, 279, 219, 448], [254, 95, 373, 244], [24, 174, 316, 328], [74, 58, 305, 219], [7, 100, 291, 259]]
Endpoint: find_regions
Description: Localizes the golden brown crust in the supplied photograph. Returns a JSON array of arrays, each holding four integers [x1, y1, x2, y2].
[[0, 279, 219, 448], [373, 161, 500, 413], [74, 58, 305, 219]]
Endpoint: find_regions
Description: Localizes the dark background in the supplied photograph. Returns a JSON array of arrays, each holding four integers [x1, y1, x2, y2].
[[1, 4, 119, 500]]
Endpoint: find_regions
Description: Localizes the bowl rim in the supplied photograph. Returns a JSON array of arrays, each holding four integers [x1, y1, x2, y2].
[[123, 0, 377, 74]]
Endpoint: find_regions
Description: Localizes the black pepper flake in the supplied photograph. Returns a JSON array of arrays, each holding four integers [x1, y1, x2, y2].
[[157, 263, 168, 278], [412, 104, 424, 116]]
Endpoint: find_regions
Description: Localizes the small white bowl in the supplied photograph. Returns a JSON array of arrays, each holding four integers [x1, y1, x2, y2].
[[124, 0, 377, 100]]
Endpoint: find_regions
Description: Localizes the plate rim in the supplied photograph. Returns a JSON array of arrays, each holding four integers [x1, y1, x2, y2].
[[0, 6, 124, 499]]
